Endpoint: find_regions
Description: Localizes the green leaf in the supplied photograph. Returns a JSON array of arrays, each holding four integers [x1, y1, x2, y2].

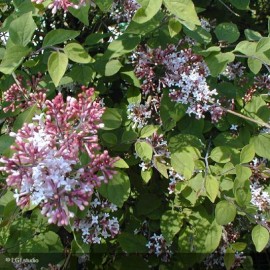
[[101, 108, 122, 130], [121, 130, 138, 144], [68, 4, 90, 26], [231, 242, 247, 251], [240, 144, 255, 163], [153, 156, 169, 178], [140, 125, 158, 138], [252, 225, 269, 252], [48, 51, 68, 87], [135, 193, 161, 216], [205, 175, 219, 203], [229, 0, 250, 10], [234, 40, 257, 56], [141, 168, 153, 183], [250, 134, 270, 159], [9, 12, 36, 46], [95, 0, 113, 11], [256, 37, 270, 52], [118, 233, 148, 253], [98, 171, 130, 207], [214, 22, 240, 43], [0, 135, 15, 155], [243, 96, 270, 123], [135, 141, 153, 162], [224, 248, 235, 270], [101, 132, 118, 146], [210, 146, 232, 163], [0, 45, 31, 74], [161, 210, 183, 243], [13, 105, 38, 131], [105, 59, 123, 76], [244, 29, 262, 41], [64, 43, 93, 63], [205, 52, 235, 77], [69, 65, 94, 84], [171, 152, 194, 179], [44, 231, 59, 246], [113, 158, 129, 168], [248, 57, 262, 74], [169, 134, 204, 153], [235, 165, 252, 180], [132, 0, 162, 24], [204, 221, 223, 253], [168, 18, 182, 37], [184, 26, 212, 44], [215, 200, 236, 225], [163, 0, 200, 29], [233, 178, 251, 207], [105, 34, 140, 59], [42, 29, 80, 47]]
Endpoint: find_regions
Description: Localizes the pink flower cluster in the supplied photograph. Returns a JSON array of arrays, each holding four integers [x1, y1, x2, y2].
[[133, 43, 222, 120], [0, 87, 117, 226], [1, 74, 47, 113], [32, 0, 86, 13], [73, 194, 120, 244]]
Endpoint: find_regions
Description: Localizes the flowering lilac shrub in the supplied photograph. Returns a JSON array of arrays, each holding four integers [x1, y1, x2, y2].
[[0, 0, 270, 269], [0, 87, 117, 226]]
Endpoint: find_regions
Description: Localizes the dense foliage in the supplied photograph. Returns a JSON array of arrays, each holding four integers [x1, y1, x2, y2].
[[0, 0, 270, 269]]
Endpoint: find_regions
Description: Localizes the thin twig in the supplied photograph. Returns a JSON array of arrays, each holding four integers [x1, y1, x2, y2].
[[217, 0, 240, 17], [220, 106, 270, 129], [235, 54, 270, 73]]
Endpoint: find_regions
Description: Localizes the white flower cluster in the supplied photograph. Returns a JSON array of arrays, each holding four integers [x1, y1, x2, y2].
[[250, 183, 270, 212], [146, 233, 172, 262], [168, 168, 185, 194], [111, 0, 140, 23], [127, 103, 152, 128], [221, 62, 245, 80], [166, 52, 218, 119], [73, 196, 120, 244]]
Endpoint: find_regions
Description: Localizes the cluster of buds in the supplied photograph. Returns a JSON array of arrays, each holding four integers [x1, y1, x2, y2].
[[133, 43, 222, 120], [243, 74, 270, 103], [1, 74, 47, 113], [31, 0, 86, 14], [111, 0, 140, 23], [73, 194, 120, 244], [146, 233, 172, 262], [0, 87, 117, 226]]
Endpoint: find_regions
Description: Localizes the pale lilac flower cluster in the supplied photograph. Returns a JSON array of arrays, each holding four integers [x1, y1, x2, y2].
[[73, 195, 120, 244], [1, 74, 47, 113], [168, 168, 184, 194], [250, 183, 270, 212], [146, 233, 172, 262], [221, 62, 245, 80], [111, 0, 140, 23], [127, 103, 152, 128], [137, 132, 171, 173], [200, 17, 213, 32], [254, 74, 270, 90], [134, 44, 221, 120], [31, 0, 86, 14], [0, 87, 117, 226]]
